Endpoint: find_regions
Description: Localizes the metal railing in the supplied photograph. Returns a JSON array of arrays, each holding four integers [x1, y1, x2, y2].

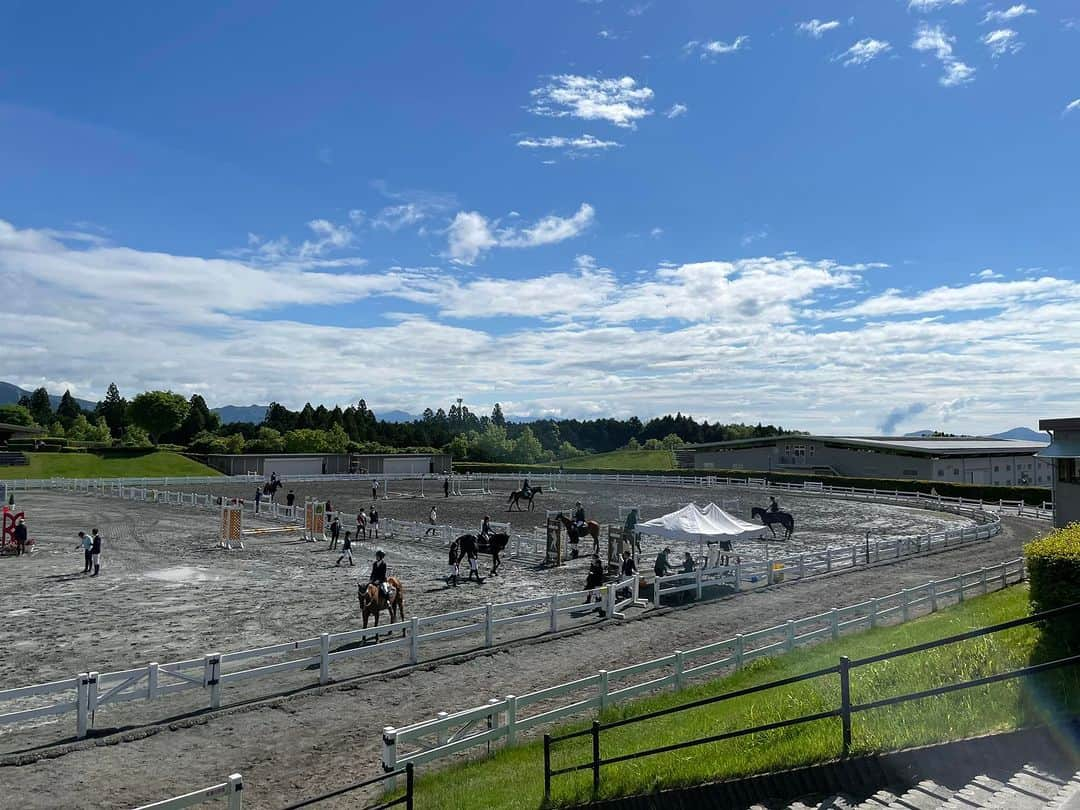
[[543, 600, 1080, 801], [382, 558, 1026, 775], [277, 763, 413, 810]]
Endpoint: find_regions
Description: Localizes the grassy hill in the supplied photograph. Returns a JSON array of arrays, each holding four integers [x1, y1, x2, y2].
[[400, 585, 1074, 809], [0, 452, 221, 480], [559, 449, 675, 471]]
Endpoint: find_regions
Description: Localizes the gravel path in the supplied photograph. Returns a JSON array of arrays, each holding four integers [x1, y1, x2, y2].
[[0, 502, 1044, 810]]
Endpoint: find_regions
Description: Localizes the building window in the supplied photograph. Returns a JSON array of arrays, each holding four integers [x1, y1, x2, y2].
[[993, 466, 999, 472], [938, 470, 945, 477], [953, 468, 960, 475], [1059, 459, 1080, 484]]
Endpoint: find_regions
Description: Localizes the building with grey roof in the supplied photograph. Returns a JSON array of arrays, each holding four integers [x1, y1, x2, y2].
[[1038, 417, 1080, 527], [676, 434, 1052, 487]]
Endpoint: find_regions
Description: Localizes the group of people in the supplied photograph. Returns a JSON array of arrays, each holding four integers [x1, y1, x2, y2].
[[328, 505, 382, 566], [75, 529, 103, 575]]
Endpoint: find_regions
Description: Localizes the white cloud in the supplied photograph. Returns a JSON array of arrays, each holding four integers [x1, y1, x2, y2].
[[981, 4, 1037, 24], [908, 0, 966, 11], [912, 24, 976, 86], [835, 38, 892, 67], [516, 134, 622, 154], [598, 29, 617, 39], [1065, 18, 1080, 31], [741, 229, 769, 247], [649, 227, 664, 238], [300, 219, 353, 258], [373, 203, 427, 231], [981, 28, 1022, 57], [973, 269, 1004, 279], [445, 204, 596, 265], [665, 103, 688, 119], [6, 217, 1080, 431], [528, 75, 654, 129], [626, 2, 651, 16], [685, 36, 750, 59], [797, 19, 841, 38], [1064, 99, 1080, 116], [347, 209, 366, 225]]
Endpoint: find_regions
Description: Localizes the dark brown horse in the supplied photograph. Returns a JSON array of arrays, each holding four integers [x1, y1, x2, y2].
[[751, 507, 795, 540], [507, 486, 543, 512], [357, 576, 405, 638], [556, 513, 601, 557]]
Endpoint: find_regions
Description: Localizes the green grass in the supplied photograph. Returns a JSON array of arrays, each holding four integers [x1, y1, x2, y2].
[[0, 451, 221, 480], [559, 449, 675, 471], [402, 586, 1079, 809]]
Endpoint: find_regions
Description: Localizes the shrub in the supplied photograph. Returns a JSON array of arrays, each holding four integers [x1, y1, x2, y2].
[[1026, 524, 1080, 616]]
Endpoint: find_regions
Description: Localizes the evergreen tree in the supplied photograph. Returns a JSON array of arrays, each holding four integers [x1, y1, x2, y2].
[[263, 402, 295, 433], [95, 383, 129, 438], [56, 390, 82, 427], [28, 387, 53, 426], [491, 403, 506, 428]]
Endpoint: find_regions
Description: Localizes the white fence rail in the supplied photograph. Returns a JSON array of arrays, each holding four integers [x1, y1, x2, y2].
[[382, 557, 1027, 773], [2, 471, 1053, 521], [0, 575, 636, 743], [132, 774, 243, 810], [651, 509, 1001, 604]]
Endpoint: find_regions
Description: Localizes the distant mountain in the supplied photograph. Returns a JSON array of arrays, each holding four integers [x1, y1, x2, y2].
[[0, 381, 97, 411], [377, 409, 417, 423], [212, 405, 268, 425], [990, 427, 1049, 443], [903, 430, 938, 438]]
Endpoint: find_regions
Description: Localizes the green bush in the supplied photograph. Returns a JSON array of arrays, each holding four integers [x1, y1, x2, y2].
[[1026, 524, 1080, 616]]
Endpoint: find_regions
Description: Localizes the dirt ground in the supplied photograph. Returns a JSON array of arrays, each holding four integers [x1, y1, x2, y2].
[[0, 480, 1025, 810]]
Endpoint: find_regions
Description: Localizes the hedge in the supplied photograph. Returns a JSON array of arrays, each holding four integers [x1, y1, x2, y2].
[[452, 462, 1052, 505], [1025, 524, 1080, 617]]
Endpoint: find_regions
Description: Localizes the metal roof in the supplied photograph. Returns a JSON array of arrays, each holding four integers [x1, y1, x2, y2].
[[687, 435, 1048, 457]]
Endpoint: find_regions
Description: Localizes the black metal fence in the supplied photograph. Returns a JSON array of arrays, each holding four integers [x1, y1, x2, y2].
[[279, 763, 413, 810], [544, 602, 1080, 802]]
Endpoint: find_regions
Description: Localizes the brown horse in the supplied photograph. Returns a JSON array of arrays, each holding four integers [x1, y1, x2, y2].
[[357, 576, 405, 638], [556, 513, 601, 557], [507, 486, 543, 512]]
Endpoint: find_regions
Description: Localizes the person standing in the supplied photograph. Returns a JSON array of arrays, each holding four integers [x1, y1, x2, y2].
[[446, 538, 460, 586], [254, 487, 262, 514], [426, 506, 438, 536], [328, 516, 342, 550], [654, 547, 673, 578], [369, 506, 379, 539], [90, 529, 102, 576], [356, 510, 367, 541], [13, 517, 28, 556], [286, 489, 296, 507], [371, 480, 380, 501], [76, 531, 93, 573], [335, 531, 355, 567], [443, 477, 450, 498]]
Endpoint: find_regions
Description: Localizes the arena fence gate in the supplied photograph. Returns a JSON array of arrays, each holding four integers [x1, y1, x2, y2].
[[381, 557, 1027, 776]]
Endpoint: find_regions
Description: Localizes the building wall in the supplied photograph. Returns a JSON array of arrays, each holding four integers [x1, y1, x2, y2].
[[691, 439, 1048, 484]]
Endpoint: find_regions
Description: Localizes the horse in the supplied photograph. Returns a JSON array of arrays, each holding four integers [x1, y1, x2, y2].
[[555, 513, 601, 557], [357, 576, 405, 639], [507, 486, 543, 512], [477, 532, 511, 576], [751, 507, 795, 540]]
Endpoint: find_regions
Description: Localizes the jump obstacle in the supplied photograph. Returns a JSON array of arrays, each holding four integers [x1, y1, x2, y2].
[[218, 503, 244, 550], [450, 475, 491, 497], [302, 499, 327, 543], [1, 505, 31, 555]]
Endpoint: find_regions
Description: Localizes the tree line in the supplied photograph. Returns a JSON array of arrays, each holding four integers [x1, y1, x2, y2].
[[0, 384, 793, 463]]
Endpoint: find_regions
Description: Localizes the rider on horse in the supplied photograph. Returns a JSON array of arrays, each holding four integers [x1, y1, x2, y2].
[[521, 478, 531, 499], [479, 515, 492, 546], [573, 501, 587, 532], [369, 548, 389, 598], [769, 496, 780, 513]]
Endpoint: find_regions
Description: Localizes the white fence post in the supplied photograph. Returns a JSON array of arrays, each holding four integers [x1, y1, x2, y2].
[[605, 584, 617, 618], [409, 617, 420, 664], [205, 654, 222, 710], [632, 573, 640, 603], [901, 589, 910, 622], [86, 671, 99, 731], [320, 633, 330, 685], [76, 672, 90, 738], [929, 581, 937, 613], [825, 548, 833, 572], [653, 578, 662, 608], [786, 620, 796, 651], [435, 712, 449, 746], [382, 726, 398, 773], [696, 568, 703, 600], [673, 651, 685, 690], [485, 603, 494, 647], [227, 774, 243, 810], [148, 662, 159, 700], [598, 670, 609, 713], [830, 609, 840, 640], [980, 567, 988, 595], [734, 634, 744, 669], [870, 598, 879, 628], [506, 695, 518, 746], [549, 595, 559, 632]]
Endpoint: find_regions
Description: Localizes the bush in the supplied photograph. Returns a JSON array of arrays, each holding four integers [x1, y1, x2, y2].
[[1025, 524, 1080, 616]]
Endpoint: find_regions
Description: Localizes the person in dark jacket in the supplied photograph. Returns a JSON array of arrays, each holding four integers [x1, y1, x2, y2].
[[328, 516, 342, 550], [584, 553, 605, 603], [90, 529, 102, 576], [369, 548, 388, 596], [14, 518, 28, 556], [335, 531, 354, 567], [286, 490, 296, 507]]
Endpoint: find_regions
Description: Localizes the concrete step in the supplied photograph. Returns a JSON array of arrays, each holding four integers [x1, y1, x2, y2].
[[940, 774, 1007, 809], [984, 764, 1068, 810], [1045, 770, 1080, 810], [854, 789, 903, 809], [885, 779, 956, 809]]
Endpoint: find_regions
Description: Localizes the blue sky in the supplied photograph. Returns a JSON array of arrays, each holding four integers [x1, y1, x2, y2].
[[1, 1, 1078, 433]]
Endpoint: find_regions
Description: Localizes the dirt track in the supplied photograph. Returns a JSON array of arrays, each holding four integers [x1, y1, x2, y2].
[[0, 479, 1044, 809]]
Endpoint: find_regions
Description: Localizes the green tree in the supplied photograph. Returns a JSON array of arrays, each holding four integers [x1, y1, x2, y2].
[[325, 423, 349, 453], [28, 387, 53, 426], [67, 414, 92, 440], [56, 389, 82, 427], [95, 383, 129, 438], [86, 416, 113, 444], [48, 421, 66, 438], [0, 404, 35, 427], [176, 394, 218, 444], [225, 433, 246, 454], [491, 403, 506, 428], [248, 427, 285, 452], [446, 433, 470, 461], [284, 428, 331, 453], [512, 426, 546, 464], [128, 391, 190, 444], [120, 425, 153, 447]]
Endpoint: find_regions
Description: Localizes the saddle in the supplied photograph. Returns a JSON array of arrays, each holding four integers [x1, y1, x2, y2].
[[383, 584, 397, 602]]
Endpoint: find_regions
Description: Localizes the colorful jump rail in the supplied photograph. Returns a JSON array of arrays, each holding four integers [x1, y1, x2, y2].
[[381, 557, 1027, 776], [0, 576, 638, 744]]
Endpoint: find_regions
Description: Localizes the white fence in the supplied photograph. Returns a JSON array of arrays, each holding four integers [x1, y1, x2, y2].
[[381, 557, 1027, 773], [0, 575, 637, 743], [132, 774, 243, 810], [650, 509, 1002, 604]]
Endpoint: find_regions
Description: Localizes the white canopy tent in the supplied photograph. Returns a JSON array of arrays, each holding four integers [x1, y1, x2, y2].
[[637, 503, 764, 562]]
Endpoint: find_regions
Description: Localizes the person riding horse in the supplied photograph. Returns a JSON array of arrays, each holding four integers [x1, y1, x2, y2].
[[521, 478, 531, 499], [369, 548, 389, 598], [573, 502, 587, 532], [769, 496, 780, 513], [478, 515, 492, 547]]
